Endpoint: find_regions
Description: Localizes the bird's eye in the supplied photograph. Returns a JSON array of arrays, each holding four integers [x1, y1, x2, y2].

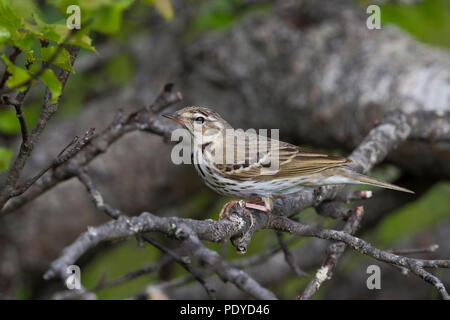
[[195, 116, 205, 124]]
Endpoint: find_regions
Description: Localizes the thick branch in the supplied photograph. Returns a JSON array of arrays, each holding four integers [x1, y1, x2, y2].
[[45, 209, 450, 299]]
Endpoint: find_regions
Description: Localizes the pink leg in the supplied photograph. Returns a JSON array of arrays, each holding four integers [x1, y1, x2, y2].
[[245, 197, 273, 213], [244, 202, 271, 212]]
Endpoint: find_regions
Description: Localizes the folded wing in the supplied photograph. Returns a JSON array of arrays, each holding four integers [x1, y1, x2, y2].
[[214, 133, 350, 181]]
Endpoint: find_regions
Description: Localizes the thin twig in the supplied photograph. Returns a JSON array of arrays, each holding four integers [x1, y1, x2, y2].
[[9, 128, 95, 198], [140, 234, 217, 300], [299, 206, 364, 300], [276, 232, 309, 279], [387, 244, 439, 255], [231, 237, 297, 268], [0, 94, 29, 144], [92, 255, 173, 291]]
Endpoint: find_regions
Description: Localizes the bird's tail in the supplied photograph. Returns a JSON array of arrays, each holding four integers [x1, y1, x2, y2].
[[336, 168, 414, 194]]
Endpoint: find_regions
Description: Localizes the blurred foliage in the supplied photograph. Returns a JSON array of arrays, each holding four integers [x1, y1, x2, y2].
[[187, 0, 270, 37], [0, 103, 40, 135], [81, 240, 161, 299], [104, 53, 134, 85], [143, 0, 174, 20], [379, 0, 450, 49], [0, 146, 12, 172], [376, 182, 450, 246]]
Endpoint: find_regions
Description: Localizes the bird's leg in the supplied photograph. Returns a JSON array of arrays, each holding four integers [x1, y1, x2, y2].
[[243, 197, 273, 212], [244, 202, 270, 212]]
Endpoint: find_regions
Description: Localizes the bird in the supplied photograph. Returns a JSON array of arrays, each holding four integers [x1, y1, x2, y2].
[[163, 106, 413, 219]]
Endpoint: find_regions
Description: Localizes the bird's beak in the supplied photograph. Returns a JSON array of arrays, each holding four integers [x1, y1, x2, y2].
[[162, 112, 184, 124]]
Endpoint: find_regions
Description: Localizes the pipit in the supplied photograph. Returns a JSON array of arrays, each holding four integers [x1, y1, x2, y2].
[[163, 107, 413, 219]]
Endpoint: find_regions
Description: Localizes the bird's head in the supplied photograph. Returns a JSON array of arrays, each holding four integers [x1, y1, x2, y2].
[[163, 106, 231, 144]]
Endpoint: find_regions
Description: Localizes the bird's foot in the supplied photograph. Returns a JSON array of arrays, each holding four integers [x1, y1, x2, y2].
[[218, 198, 273, 220], [219, 200, 245, 220]]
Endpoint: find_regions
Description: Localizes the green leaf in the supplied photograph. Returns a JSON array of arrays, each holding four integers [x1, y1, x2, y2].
[[41, 46, 74, 72], [0, 105, 39, 135], [29, 64, 62, 104], [0, 147, 13, 173], [92, 5, 122, 34], [23, 49, 35, 63], [29, 12, 95, 51], [69, 33, 97, 52], [143, 0, 174, 21], [29, 21, 65, 43], [40, 69, 63, 104], [0, 0, 35, 51], [6, 0, 40, 21], [28, 16, 73, 44], [0, 109, 20, 135], [13, 33, 35, 52], [1, 54, 30, 91], [0, 0, 23, 31], [92, 0, 134, 34], [0, 26, 11, 44]]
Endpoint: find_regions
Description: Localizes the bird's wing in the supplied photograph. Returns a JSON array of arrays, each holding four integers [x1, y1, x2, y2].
[[214, 134, 350, 181]]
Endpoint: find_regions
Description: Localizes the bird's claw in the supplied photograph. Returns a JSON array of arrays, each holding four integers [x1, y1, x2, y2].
[[218, 200, 253, 220], [218, 200, 239, 220], [219, 199, 272, 220]]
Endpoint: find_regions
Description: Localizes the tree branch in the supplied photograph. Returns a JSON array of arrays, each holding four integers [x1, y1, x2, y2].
[[76, 169, 216, 300], [299, 206, 364, 300], [0, 46, 80, 209], [0, 83, 182, 215], [44, 208, 450, 299]]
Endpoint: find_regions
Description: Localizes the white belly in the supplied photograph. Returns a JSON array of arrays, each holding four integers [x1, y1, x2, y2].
[[192, 148, 313, 198], [191, 149, 351, 199]]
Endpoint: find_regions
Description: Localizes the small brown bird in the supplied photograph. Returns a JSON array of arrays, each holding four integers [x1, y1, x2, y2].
[[163, 107, 413, 218]]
